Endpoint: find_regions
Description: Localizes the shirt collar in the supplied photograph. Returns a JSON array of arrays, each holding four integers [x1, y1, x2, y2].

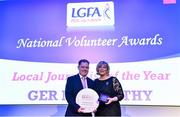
[[79, 74, 87, 79]]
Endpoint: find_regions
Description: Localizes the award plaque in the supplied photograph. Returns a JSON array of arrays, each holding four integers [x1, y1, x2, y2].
[[76, 88, 99, 113], [98, 93, 110, 103]]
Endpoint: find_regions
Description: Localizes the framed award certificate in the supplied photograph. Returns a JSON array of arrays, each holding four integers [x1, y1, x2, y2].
[[76, 88, 99, 113]]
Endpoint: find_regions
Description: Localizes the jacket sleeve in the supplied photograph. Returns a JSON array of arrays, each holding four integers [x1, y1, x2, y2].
[[65, 77, 80, 112], [112, 77, 124, 101]]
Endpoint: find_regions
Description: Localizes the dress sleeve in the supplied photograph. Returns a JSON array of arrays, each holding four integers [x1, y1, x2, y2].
[[112, 77, 124, 101]]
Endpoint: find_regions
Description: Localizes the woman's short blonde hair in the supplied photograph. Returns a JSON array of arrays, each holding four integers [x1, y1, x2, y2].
[[96, 61, 110, 75]]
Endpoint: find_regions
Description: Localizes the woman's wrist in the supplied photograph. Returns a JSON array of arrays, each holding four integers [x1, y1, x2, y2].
[[112, 97, 118, 102]]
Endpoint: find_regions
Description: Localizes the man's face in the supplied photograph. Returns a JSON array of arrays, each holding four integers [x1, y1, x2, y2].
[[78, 62, 89, 77]]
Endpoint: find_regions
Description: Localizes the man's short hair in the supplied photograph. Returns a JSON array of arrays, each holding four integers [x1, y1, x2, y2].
[[78, 59, 90, 66]]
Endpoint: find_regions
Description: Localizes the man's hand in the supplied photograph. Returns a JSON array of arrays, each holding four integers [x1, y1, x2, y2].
[[77, 107, 85, 113]]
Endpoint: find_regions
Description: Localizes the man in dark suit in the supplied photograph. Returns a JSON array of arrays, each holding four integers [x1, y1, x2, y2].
[[65, 59, 95, 116]]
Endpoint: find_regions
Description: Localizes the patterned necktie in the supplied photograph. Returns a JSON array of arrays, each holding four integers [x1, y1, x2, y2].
[[82, 77, 87, 88]]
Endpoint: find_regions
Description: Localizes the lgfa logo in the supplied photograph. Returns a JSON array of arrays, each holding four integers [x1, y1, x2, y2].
[[67, 1, 114, 27]]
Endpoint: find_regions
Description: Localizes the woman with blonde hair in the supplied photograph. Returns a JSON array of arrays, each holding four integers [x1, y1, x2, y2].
[[94, 61, 124, 116]]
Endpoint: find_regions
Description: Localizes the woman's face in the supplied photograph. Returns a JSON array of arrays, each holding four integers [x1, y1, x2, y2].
[[98, 64, 108, 76]]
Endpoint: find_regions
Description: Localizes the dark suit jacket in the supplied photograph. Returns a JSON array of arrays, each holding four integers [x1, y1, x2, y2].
[[65, 74, 95, 116]]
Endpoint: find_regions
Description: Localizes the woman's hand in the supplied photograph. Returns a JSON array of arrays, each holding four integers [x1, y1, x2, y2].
[[105, 97, 118, 105]]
